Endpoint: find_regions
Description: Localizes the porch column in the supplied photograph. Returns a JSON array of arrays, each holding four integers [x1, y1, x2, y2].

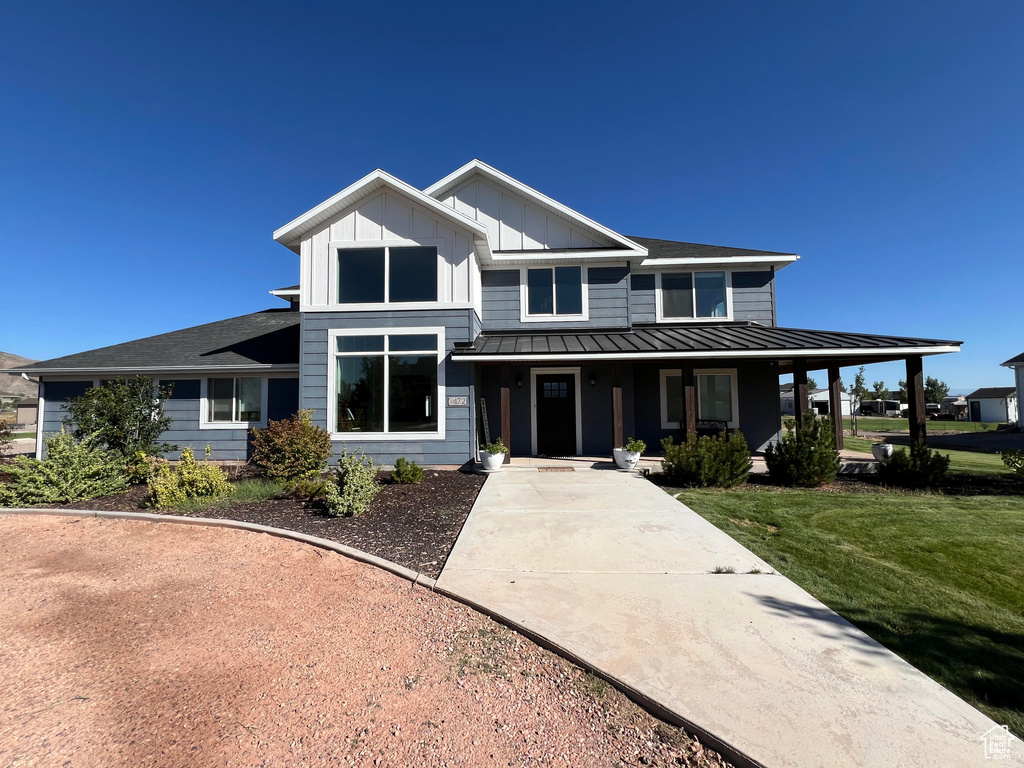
[[906, 355, 926, 446], [500, 364, 512, 464], [611, 363, 624, 449], [828, 366, 844, 450], [793, 360, 809, 432], [682, 361, 696, 437]]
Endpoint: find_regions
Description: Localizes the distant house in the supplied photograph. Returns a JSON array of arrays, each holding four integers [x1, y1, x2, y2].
[[16, 398, 38, 427], [965, 387, 1018, 424], [940, 395, 968, 420], [780, 384, 851, 417], [1000, 353, 1024, 428]]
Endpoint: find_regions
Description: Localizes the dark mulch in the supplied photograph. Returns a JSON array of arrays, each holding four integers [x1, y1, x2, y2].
[[46, 471, 486, 579]]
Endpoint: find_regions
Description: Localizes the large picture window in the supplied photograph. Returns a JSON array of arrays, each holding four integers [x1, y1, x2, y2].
[[332, 330, 443, 436], [659, 368, 738, 429], [523, 266, 585, 319], [336, 246, 437, 304], [659, 271, 728, 320], [206, 377, 263, 424]]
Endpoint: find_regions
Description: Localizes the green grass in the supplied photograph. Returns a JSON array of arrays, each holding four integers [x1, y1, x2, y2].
[[673, 487, 1024, 736], [11, 432, 35, 439], [844, 435, 1010, 476], [169, 478, 283, 514], [844, 417, 1001, 433]]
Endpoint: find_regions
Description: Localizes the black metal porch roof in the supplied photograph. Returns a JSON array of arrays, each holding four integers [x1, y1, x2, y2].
[[452, 323, 961, 371]]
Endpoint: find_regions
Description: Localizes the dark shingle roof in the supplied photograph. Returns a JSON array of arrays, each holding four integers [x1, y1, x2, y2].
[[1002, 352, 1024, 367], [453, 323, 960, 368], [629, 236, 794, 261], [10, 310, 299, 373], [966, 387, 1017, 400]]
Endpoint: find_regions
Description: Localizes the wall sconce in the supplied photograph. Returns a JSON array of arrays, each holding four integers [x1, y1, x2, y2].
[[515, 374, 524, 389], [588, 372, 597, 387]]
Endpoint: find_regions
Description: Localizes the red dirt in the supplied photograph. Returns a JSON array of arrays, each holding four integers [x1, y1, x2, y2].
[[0, 515, 729, 768]]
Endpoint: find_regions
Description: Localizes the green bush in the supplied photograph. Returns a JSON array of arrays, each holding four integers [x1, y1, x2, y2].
[[0, 430, 127, 506], [878, 443, 950, 489], [660, 431, 752, 488], [145, 446, 234, 509], [764, 414, 841, 487], [0, 418, 13, 481], [1001, 449, 1024, 477], [64, 377, 175, 458], [623, 437, 647, 454], [482, 438, 506, 455], [392, 456, 424, 484], [284, 477, 328, 501], [250, 410, 332, 481], [323, 450, 381, 517]]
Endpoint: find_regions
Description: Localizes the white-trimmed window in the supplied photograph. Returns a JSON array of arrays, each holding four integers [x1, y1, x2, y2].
[[656, 271, 731, 321], [335, 244, 439, 304], [328, 328, 446, 439], [201, 377, 266, 427], [521, 266, 588, 321], [659, 368, 739, 429]]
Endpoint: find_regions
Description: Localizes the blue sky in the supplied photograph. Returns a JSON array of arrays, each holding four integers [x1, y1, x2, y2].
[[1, 0, 1020, 392]]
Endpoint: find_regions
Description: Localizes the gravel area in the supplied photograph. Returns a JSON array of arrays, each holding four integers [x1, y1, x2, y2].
[[0, 515, 729, 768], [48, 471, 486, 579]]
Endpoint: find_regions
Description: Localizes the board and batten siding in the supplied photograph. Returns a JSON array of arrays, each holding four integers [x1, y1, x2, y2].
[[480, 266, 629, 331], [300, 309, 476, 466], [300, 189, 479, 309], [629, 269, 776, 326], [440, 176, 616, 252]]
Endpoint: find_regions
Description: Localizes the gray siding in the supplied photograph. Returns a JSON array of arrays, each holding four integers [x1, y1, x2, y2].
[[480, 266, 629, 331], [40, 380, 92, 438], [628, 270, 776, 326], [300, 309, 476, 466]]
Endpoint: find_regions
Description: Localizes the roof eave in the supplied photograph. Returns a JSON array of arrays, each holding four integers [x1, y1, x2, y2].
[[13, 364, 301, 375], [637, 254, 800, 270]]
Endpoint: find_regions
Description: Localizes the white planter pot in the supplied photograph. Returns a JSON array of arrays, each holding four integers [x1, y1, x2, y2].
[[613, 448, 642, 470], [871, 443, 895, 462], [480, 452, 505, 471]]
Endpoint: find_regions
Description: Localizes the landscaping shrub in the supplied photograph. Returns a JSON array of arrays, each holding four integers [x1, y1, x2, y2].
[[250, 409, 332, 482], [764, 414, 840, 487], [64, 377, 175, 458], [623, 437, 647, 454], [392, 456, 424, 484], [145, 446, 234, 508], [324, 450, 381, 517], [660, 431, 752, 488], [1001, 449, 1024, 478], [878, 443, 950, 490], [482, 438, 506, 455], [0, 418, 13, 481], [0, 430, 127, 506], [284, 477, 328, 501]]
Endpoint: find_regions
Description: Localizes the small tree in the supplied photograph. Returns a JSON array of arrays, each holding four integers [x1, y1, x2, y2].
[[872, 381, 890, 402], [806, 376, 819, 391], [924, 376, 950, 404], [850, 366, 869, 436], [897, 379, 908, 403], [64, 377, 175, 458]]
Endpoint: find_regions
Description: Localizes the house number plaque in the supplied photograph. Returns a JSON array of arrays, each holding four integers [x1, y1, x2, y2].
[[447, 396, 468, 406]]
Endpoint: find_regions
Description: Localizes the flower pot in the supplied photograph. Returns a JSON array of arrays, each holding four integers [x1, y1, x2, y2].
[[871, 443, 894, 463], [480, 451, 505, 471], [613, 448, 641, 470]]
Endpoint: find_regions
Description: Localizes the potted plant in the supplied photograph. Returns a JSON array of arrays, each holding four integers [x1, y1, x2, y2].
[[613, 437, 646, 470], [480, 438, 507, 471], [871, 442, 894, 463]]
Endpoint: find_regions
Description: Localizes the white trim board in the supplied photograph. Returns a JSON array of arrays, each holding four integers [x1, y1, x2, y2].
[[529, 367, 583, 457]]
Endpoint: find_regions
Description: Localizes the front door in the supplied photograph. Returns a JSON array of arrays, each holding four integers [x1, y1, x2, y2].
[[536, 373, 577, 456], [970, 400, 981, 422]]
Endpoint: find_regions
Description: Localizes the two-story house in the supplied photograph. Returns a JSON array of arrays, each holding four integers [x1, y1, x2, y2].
[[15, 160, 961, 464]]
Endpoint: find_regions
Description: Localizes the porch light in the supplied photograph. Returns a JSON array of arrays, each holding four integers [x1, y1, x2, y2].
[[588, 372, 597, 387], [515, 374, 524, 389]]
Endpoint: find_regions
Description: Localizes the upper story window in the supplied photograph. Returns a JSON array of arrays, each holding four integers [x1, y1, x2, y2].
[[658, 271, 729, 320], [336, 246, 437, 304], [522, 266, 587, 321]]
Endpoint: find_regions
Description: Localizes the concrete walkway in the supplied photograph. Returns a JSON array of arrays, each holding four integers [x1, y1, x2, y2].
[[436, 469, 1020, 768]]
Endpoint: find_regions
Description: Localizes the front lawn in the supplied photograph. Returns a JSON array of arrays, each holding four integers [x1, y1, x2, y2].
[[672, 487, 1024, 736], [843, 435, 1010, 476], [844, 417, 1001, 433]]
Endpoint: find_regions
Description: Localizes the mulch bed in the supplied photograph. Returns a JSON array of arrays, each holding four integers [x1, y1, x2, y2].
[[48, 470, 486, 579]]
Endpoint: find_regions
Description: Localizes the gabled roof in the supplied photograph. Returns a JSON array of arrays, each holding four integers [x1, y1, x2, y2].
[[965, 387, 1017, 400], [424, 159, 648, 260], [1002, 352, 1024, 367], [630, 236, 800, 271], [8, 310, 300, 374], [273, 169, 491, 260]]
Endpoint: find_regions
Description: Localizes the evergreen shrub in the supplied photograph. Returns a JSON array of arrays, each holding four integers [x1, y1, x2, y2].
[[660, 431, 752, 488]]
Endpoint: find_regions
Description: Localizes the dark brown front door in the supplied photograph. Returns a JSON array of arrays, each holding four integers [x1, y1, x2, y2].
[[536, 373, 577, 456]]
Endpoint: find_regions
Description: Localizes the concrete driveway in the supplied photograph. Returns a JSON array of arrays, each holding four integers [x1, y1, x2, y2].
[[436, 469, 1019, 768]]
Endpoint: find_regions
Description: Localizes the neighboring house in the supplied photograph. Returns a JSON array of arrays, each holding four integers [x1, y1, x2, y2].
[[1002, 352, 1024, 429], [940, 395, 968, 420], [965, 386, 1018, 424], [15, 398, 38, 427], [780, 385, 851, 417], [11, 160, 962, 464]]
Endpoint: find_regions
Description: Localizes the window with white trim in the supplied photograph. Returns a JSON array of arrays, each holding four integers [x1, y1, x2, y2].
[[659, 271, 728, 319], [206, 377, 262, 423], [524, 266, 585, 318], [336, 246, 437, 304], [659, 368, 739, 429], [332, 331, 442, 435]]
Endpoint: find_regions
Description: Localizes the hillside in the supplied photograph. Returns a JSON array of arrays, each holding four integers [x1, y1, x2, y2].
[[0, 352, 39, 399]]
